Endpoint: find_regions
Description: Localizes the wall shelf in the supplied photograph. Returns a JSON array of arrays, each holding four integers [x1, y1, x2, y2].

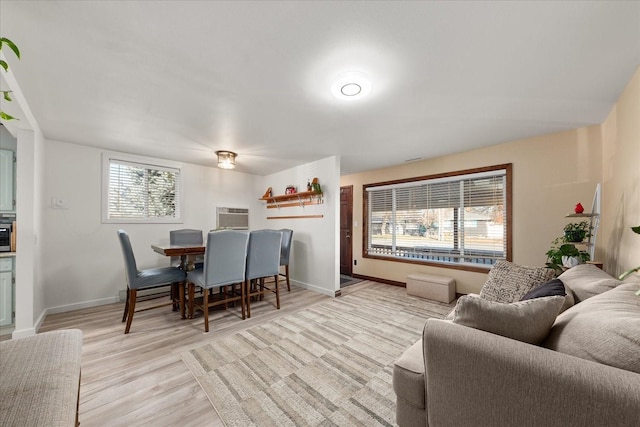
[[260, 191, 323, 209]]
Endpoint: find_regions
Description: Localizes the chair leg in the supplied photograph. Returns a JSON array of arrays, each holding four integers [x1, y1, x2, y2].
[[122, 288, 130, 323], [188, 282, 195, 319], [203, 287, 209, 333], [274, 275, 280, 309], [179, 281, 186, 319], [245, 280, 251, 318], [240, 281, 246, 320], [124, 289, 137, 334], [285, 265, 291, 291]]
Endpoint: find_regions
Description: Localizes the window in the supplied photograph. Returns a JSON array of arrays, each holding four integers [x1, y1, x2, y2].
[[102, 153, 182, 223], [364, 164, 511, 271]]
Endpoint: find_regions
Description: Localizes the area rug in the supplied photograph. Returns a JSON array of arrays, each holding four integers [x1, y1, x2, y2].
[[181, 283, 453, 426], [340, 275, 363, 288]]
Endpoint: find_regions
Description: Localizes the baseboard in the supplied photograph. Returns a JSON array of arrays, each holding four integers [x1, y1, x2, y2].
[[352, 273, 405, 287], [45, 296, 120, 316], [291, 280, 337, 297]]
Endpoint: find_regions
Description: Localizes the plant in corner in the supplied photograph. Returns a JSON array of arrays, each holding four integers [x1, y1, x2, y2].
[[618, 226, 640, 296], [0, 37, 21, 121], [563, 220, 592, 243], [545, 237, 590, 276]]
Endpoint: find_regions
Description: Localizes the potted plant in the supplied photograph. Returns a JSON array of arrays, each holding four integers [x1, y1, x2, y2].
[[545, 237, 590, 276], [563, 221, 592, 243], [618, 226, 640, 297], [0, 37, 20, 121]]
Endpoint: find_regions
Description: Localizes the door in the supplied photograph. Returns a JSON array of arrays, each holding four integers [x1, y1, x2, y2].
[[340, 186, 353, 276], [0, 258, 13, 326]]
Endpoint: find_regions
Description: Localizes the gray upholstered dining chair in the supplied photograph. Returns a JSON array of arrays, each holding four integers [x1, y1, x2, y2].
[[169, 228, 204, 268], [245, 229, 283, 318], [186, 230, 250, 332], [117, 230, 186, 334], [279, 229, 293, 291]]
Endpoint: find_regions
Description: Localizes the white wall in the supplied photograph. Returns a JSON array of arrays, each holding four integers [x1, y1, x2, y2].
[[253, 156, 340, 296], [13, 128, 45, 338], [41, 139, 256, 314]]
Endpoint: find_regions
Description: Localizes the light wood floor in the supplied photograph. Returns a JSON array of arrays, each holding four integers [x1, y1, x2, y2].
[[36, 281, 378, 427]]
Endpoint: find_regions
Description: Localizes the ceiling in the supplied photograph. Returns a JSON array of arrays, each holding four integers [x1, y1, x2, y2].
[[1, 1, 639, 176]]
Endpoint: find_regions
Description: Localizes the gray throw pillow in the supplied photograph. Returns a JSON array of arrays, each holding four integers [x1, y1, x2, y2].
[[479, 260, 555, 303], [452, 295, 565, 345], [557, 263, 622, 303], [543, 283, 640, 374]]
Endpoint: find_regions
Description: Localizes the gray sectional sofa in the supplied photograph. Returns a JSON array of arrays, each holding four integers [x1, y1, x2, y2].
[[0, 329, 83, 426], [393, 264, 640, 427]]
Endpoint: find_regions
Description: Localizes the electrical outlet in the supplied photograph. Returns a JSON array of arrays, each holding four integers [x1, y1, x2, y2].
[[51, 197, 67, 209], [354, 259, 357, 265]]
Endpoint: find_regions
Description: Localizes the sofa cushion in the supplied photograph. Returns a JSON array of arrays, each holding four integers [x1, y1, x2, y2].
[[521, 278, 574, 313], [452, 294, 565, 344], [479, 260, 555, 303], [543, 283, 640, 374], [557, 264, 623, 303], [392, 339, 425, 409]]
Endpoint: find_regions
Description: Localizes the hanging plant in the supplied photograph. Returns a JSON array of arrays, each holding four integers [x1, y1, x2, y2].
[[0, 37, 21, 121], [618, 226, 640, 297]]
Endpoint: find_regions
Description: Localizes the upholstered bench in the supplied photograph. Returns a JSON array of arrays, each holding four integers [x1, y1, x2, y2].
[[0, 329, 83, 426], [407, 273, 456, 303]]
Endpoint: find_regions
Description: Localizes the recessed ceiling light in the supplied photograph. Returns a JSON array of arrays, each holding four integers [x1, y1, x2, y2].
[[331, 71, 371, 100], [341, 83, 362, 97]]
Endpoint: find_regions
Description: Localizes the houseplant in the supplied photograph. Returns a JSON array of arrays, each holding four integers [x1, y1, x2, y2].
[[545, 237, 590, 276], [618, 226, 640, 296], [563, 220, 591, 243], [0, 37, 20, 121]]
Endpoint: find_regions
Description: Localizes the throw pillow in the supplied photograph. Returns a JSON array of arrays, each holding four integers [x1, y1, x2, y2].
[[521, 278, 574, 313], [557, 264, 622, 303], [543, 283, 640, 374], [479, 260, 555, 303], [452, 294, 565, 345], [520, 278, 566, 300]]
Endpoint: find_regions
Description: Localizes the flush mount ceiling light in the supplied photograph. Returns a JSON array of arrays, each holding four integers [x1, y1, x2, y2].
[[331, 71, 371, 100], [215, 150, 237, 169]]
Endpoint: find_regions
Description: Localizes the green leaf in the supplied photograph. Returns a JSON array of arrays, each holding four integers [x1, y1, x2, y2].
[[631, 226, 640, 234], [2, 91, 12, 102], [0, 37, 20, 59], [0, 60, 7, 72], [0, 111, 17, 121]]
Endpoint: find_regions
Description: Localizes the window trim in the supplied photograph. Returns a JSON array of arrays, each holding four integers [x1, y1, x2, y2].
[[101, 152, 184, 224], [362, 163, 512, 273]]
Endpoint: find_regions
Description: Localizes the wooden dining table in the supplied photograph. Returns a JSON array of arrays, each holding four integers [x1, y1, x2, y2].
[[151, 243, 205, 316]]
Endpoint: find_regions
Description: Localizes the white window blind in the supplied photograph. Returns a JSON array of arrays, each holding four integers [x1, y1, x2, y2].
[[365, 166, 510, 269], [106, 158, 181, 222]]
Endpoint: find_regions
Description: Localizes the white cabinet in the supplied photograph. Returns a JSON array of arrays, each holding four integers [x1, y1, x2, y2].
[[0, 149, 16, 212], [0, 257, 13, 327]]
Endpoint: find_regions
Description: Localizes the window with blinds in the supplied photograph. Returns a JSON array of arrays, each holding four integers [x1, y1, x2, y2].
[[364, 164, 511, 270], [103, 155, 182, 223]]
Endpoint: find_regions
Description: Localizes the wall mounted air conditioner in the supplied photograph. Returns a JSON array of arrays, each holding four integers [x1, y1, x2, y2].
[[216, 207, 249, 230]]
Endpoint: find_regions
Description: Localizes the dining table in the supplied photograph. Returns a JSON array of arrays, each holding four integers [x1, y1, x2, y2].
[[151, 243, 205, 316]]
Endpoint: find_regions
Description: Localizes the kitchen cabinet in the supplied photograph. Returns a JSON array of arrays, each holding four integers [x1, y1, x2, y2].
[[0, 149, 16, 212], [0, 257, 13, 327]]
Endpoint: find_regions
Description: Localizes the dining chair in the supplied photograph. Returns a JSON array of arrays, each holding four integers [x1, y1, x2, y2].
[[117, 230, 186, 334], [279, 229, 294, 291], [169, 228, 204, 269], [187, 230, 250, 332], [245, 229, 283, 318]]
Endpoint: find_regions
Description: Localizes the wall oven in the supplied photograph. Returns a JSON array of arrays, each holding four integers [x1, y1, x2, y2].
[[0, 221, 12, 252]]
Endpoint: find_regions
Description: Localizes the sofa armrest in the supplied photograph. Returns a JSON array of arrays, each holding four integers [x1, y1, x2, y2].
[[423, 319, 640, 427]]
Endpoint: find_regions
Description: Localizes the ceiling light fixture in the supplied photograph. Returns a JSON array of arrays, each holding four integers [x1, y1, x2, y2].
[[215, 150, 237, 169], [331, 71, 371, 100]]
